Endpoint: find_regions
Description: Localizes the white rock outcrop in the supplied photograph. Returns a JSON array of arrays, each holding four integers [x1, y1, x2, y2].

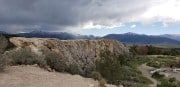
[[10, 37, 129, 74]]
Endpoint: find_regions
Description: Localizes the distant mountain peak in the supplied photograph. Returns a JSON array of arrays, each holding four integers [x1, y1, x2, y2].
[[123, 32, 138, 35]]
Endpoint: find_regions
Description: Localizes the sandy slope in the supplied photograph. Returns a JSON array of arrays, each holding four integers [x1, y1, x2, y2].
[[0, 65, 116, 87]]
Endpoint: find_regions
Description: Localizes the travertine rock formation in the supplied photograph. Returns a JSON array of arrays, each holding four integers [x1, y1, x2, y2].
[[10, 37, 129, 73]]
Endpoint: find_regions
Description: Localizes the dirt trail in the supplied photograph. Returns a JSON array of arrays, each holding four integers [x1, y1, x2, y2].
[[0, 65, 116, 87], [138, 64, 157, 87]]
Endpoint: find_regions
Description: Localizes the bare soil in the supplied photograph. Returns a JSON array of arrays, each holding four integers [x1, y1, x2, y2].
[[138, 64, 157, 87], [0, 65, 116, 87]]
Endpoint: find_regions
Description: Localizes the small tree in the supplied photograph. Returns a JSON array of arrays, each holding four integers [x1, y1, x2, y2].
[[152, 72, 164, 80], [45, 52, 67, 72], [129, 45, 138, 56]]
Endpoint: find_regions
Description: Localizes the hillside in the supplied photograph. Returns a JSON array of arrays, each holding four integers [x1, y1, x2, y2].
[[103, 33, 180, 45]]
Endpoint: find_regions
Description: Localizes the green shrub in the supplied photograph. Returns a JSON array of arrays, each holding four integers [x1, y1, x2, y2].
[[8, 48, 81, 74], [0, 54, 6, 72], [147, 61, 161, 68], [96, 51, 122, 85], [45, 52, 67, 72], [157, 78, 180, 87], [91, 71, 102, 80], [7, 47, 47, 68], [158, 79, 172, 87], [158, 79, 180, 87], [152, 72, 164, 80], [96, 51, 152, 86], [66, 64, 80, 75], [169, 77, 176, 83]]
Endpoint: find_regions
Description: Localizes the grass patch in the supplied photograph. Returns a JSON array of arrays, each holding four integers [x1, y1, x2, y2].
[[147, 55, 180, 68], [147, 61, 161, 68], [157, 77, 180, 87]]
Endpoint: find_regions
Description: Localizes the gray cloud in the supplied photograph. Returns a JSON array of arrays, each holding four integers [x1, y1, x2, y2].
[[0, 0, 154, 33]]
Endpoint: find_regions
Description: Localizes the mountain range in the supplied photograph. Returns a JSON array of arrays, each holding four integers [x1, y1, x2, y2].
[[160, 34, 180, 41], [103, 32, 180, 45], [16, 31, 98, 40], [1, 31, 180, 45]]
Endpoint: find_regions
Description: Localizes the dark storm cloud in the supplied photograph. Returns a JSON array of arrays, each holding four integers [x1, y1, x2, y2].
[[0, 0, 154, 33]]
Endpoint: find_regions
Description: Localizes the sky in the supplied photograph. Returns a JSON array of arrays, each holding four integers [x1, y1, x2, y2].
[[0, 0, 179, 36]]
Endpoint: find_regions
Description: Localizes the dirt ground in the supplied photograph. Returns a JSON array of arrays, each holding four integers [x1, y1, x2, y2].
[[0, 65, 116, 87], [169, 72, 180, 81], [138, 64, 157, 87]]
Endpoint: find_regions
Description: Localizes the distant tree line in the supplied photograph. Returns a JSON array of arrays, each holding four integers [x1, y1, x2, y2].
[[129, 45, 180, 56]]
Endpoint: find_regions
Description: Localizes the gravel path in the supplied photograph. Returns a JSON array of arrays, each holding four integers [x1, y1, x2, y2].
[[138, 64, 157, 87]]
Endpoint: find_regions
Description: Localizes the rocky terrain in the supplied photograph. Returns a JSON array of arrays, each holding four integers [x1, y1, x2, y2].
[[9, 37, 129, 74]]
